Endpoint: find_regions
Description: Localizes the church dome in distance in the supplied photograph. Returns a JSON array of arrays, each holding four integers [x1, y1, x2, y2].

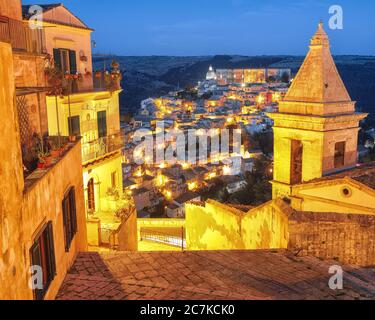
[[206, 65, 217, 80]]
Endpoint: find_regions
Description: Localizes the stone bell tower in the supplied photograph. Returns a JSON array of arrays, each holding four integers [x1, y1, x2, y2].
[[268, 22, 367, 199]]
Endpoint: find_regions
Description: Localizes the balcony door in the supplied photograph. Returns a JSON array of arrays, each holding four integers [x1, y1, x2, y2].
[[97, 111, 107, 139], [87, 178, 95, 212]]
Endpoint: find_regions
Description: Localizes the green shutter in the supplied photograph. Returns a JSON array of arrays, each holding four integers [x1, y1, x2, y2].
[[97, 111, 107, 138], [53, 48, 61, 71], [69, 50, 77, 74]]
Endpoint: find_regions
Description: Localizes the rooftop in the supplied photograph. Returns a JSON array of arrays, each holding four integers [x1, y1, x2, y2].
[[313, 162, 375, 189], [174, 191, 200, 205], [57, 250, 375, 300]]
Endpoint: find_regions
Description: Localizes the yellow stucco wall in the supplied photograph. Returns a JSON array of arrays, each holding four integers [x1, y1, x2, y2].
[[292, 180, 375, 215], [242, 202, 289, 250], [83, 153, 123, 214], [185, 200, 289, 251], [46, 91, 121, 143]]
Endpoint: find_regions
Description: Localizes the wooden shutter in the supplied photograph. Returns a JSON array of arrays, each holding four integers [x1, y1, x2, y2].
[[69, 188, 78, 235], [30, 241, 43, 300], [69, 50, 77, 74], [62, 195, 70, 251], [97, 111, 107, 138], [45, 222, 56, 280], [53, 48, 61, 71]]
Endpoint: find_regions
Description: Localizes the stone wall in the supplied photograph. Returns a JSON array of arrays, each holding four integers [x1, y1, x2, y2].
[[288, 211, 375, 266], [0, 41, 87, 300]]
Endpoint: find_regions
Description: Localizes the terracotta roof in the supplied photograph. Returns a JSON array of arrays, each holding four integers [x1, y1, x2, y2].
[[57, 251, 375, 300], [312, 162, 375, 190], [174, 191, 200, 205], [22, 4, 93, 31]]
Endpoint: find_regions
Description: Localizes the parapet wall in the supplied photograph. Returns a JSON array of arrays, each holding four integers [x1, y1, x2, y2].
[[288, 211, 375, 266]]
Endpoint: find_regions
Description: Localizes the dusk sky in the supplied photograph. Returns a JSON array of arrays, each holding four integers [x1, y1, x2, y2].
[[23, 0, 375, 56]]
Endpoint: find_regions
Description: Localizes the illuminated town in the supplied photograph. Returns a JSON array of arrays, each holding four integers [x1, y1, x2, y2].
[[0, 0, 374, 303]]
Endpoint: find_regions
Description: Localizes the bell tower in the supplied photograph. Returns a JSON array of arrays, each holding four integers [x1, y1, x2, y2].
[[268, 22, 367, 199]]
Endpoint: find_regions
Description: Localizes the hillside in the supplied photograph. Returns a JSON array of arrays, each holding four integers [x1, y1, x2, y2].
[[93, 55, 375, 122]]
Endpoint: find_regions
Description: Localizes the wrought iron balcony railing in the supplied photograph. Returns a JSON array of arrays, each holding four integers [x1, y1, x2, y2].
[[81, 132, 125, 163]]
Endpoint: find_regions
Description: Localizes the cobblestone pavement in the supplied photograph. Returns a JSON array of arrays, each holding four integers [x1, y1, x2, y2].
[[57, 250, 375, 300]]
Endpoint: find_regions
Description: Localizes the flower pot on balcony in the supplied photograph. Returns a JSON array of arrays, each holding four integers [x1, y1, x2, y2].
[[37, 162, 46, 169], [51, 150, 60, 158]]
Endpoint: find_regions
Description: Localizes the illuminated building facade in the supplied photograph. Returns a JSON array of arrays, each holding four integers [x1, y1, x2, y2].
[[21, 3, 135, 248], [0, 0, 87, 300]]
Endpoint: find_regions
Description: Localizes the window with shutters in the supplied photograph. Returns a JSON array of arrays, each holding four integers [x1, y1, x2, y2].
[[53, 48, 77, 75], [68, 115, 80, 136], [62, 187, 78, 252], [97, 111, 107, 138], [30, 222, 56, 300]]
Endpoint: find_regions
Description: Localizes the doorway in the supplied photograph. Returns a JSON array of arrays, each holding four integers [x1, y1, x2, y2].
[[87, 178, 95, 212]]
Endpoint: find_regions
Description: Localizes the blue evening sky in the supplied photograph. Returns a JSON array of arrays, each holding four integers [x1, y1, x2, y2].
[[23, 0, 375, 56]]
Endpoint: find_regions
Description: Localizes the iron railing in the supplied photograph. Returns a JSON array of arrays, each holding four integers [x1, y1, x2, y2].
[[140, 228, 186, 251], [0, 15, 46, 54], [82, 132, 125, 163]]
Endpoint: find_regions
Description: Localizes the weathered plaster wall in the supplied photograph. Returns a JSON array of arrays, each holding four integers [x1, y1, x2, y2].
[[288, 211, 375, 266], [186, 201, 244, 250], [0, 41, 25, 300], [0, 0, 22, 20], [13, 52, 46, 88], [185, 200, 289, 251], [118, 208, 138, 252], [23, 141, 87, 300], [0, 42, 87, 300], [242, 201, 289, 250]]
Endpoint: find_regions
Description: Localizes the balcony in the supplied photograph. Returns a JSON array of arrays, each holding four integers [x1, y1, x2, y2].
[[82, 132, 125, 164], [24, 136, 80, 192], [0, 15, 46, 54]]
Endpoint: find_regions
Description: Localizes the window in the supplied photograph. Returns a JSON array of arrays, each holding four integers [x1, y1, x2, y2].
[[111, 171, 117, 189], [68, 116, 80, 136], [97, 111, 107, 138], [290, 140, 303, 184], [334, 141, 346, 168], [53, 48, 77, 75], [62, 187, 78, 252], [30, 222, 56, 300]]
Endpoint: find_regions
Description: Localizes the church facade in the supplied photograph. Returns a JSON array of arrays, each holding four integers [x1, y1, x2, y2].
[[186, 23, 375, 266]]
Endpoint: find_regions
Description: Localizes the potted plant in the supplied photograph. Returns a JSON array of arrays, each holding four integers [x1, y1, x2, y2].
[[37, 151, 51, 169]]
